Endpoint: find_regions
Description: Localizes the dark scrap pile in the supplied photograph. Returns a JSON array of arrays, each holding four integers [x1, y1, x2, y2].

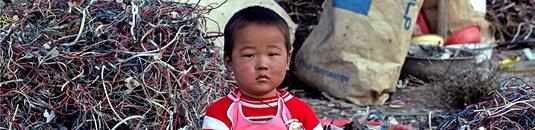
[[438, 77, 534, 129], [0, 0, 229, 129], [403, 62, 498, 110], [275, 0, 322, 49], [487, 0, 535, 42]]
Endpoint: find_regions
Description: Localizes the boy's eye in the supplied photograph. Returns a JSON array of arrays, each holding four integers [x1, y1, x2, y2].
[[269, 53, 280, 57], [242, 54, 254, 58]]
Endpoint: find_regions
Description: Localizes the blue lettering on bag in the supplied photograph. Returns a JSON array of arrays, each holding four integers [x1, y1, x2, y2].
[[333, 0, 372, 16], [297, 59, 350, 84], [404, 0, 417, 30]]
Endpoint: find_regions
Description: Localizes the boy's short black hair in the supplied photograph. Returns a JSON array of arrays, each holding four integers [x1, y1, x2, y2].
[[224, 6, 291, 59]]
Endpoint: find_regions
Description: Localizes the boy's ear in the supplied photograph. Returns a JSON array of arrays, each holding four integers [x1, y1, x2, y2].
[[286, 53, 291, 70], [224, 57, 232, 68]]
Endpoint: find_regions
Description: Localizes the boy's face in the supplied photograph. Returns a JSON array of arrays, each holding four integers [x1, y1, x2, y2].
[[226, 23, 290, 98]]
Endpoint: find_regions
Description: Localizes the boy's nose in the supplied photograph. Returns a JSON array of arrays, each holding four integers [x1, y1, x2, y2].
[[257, 64, 268, 70], [256, 57, 269, 70]]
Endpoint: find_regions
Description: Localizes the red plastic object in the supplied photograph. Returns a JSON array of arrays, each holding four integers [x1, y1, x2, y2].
[[391, 125, 410, 130], [366, 120, 382, 126], [445, 25, 481, 45], [416, 11, 430, 34]]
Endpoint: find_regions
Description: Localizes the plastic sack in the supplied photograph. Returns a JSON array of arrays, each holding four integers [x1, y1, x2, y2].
[[295, 0, 423, 105]]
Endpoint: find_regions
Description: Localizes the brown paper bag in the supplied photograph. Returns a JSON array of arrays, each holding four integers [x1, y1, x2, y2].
[[295, 0, 423, 105]]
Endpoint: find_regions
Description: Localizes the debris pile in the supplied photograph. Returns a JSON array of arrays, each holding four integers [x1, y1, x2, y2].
[[0, 0, 229, 129], [487, 0, 535, 42], [438, 77, 534, 129], [276, 0, 322, 52]]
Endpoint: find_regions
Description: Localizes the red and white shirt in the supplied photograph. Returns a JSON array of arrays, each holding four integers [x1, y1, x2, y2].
[[202, 90, 322, 130]]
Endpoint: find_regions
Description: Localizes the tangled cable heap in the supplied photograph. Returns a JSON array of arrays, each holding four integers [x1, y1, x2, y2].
[[439, 77, 534, 129], [0, 0, 230, 129], [275, 0, 322, 51], [487, 0, 535, 42]]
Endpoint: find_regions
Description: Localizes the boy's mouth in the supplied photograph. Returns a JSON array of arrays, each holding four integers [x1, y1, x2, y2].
[[256, 75, 270, 82]]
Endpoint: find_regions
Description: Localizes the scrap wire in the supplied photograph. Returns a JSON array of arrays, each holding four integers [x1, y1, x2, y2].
[[438, 77, 534, 129], [487, 0, 535, 42], [0, 0, 230, 129]]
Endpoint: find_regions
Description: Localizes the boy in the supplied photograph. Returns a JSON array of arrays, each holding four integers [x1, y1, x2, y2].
[[202, 6, 322, 130]]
